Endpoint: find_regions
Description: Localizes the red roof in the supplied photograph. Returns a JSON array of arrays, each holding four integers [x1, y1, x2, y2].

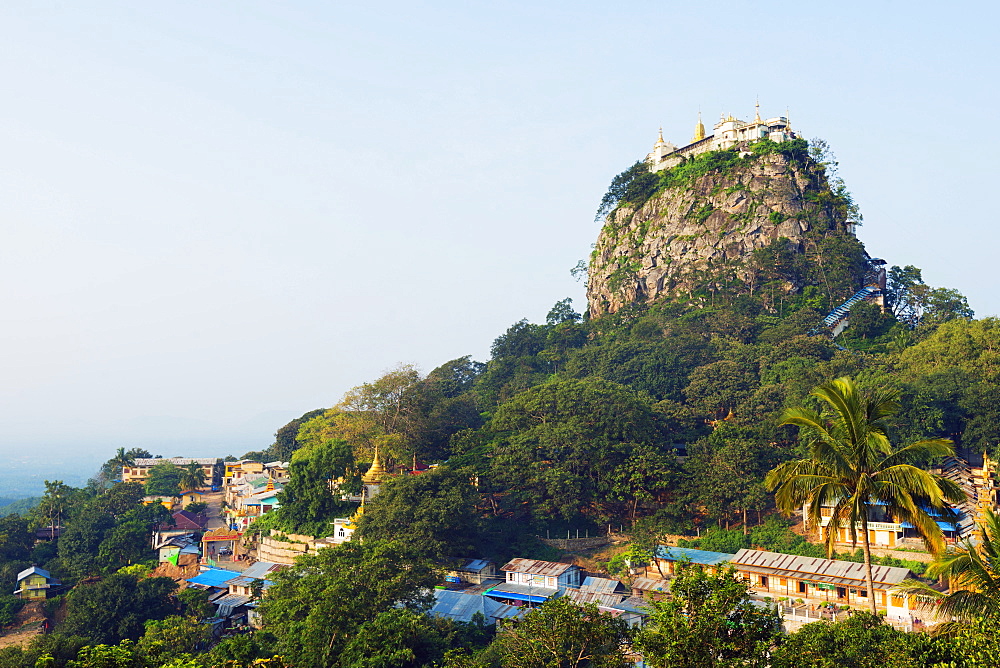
[[172, 510, 207, 530]]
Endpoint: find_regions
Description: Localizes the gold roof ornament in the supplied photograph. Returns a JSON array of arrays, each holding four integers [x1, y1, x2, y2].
[[693, 112, 706, 142], [655, 126, 665, 145], [754, 99, 762, 123], [362, 445, 388, 485]]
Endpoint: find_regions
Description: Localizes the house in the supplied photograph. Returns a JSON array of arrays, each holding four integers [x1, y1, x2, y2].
[[486, 559, 582, 605], [561, 588, 649, 626], [156, 534, 201, 565], [810, 499, 965, 548], [651, 546, 735, 577], [445, 559, 499, 585], [13, 566, 61, 600], [729, 548, 916, 618], [180, 490, 206, 506], [143, 495, 180, 511], [124, 458, 224, 488], [579, 576, 628, 596], [629, 576, 670, 599]]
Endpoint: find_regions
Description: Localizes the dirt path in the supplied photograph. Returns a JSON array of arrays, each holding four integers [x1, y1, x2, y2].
[[202, 490, 226, 530], [0, 601, 46, 649]]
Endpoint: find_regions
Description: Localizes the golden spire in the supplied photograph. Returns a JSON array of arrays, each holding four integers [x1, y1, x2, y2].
[[693, 112, 706, 142], [754, 99, 761, 123], [362, 445, 388, 485], [656, 126, 665, 145]]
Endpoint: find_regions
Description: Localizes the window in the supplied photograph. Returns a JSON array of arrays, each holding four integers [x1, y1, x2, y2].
[[760, 576, 768, 588], [798, 581, 807, 593], [779, 578, 787, 587], [890, 595, 904, 607]]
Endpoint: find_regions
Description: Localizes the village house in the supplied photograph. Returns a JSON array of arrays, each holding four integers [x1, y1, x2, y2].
[[13, 566, 61, 600], [486, 558, 583, 606], [156, 534, 201, 565], [728, 548, 917, 620], [651, 546, 735, 577], [444, 559, 499, 585]]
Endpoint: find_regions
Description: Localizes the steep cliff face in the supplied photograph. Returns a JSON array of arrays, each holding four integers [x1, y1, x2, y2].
[[587, 143, 863, 317]]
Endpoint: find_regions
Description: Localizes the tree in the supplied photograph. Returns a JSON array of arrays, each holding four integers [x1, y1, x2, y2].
[[894, 509, 1000, 624], [770, 612, 919, 668], [145, 462, 182, 497], [338, 608, 453, 668], [765, 377, 965, 613], [178, 463, 206, 492], [58, 505, 117, 578], [35, 480, 76, 538], [490, 597, 632, 668], [259, 540, 439, 668], [60, 573, 177, 644], [356, 466, 481, 558], [633, 563, 780, 668], [134, 615, 211, 666], [546, 298, 581, 326], [272, 438, 357, 536]]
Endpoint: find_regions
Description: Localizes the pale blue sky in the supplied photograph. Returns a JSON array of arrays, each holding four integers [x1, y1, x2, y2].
[[0, 1, 996, 470]]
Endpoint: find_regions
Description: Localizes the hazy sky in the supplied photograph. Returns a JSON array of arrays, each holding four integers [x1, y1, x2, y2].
[[1, 1, 997, 467]]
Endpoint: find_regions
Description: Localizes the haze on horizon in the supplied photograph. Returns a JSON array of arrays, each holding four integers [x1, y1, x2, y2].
[[1, 1, 997, 470]]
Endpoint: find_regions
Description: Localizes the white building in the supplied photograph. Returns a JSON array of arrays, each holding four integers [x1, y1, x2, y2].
[[646, 103, 798, 172]]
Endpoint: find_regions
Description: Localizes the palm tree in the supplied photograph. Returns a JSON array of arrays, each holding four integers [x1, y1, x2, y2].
[[107, 447, 136, 483], [765, 377, 965, 613], [894, 509, 1000, 624], [179, 462, 207, 492]]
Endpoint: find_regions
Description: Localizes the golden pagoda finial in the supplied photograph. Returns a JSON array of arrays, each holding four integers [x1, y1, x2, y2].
[[656, 126, 664, 144], [362, 445, 388, 485], [692, 111, 706, 142], [754, 99, 761, 123]]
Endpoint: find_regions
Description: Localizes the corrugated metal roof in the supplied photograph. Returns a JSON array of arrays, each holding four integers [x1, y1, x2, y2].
[[730, 549, 912, 586], [135, 458, 221, 466], [486, 582, 559, 602], [186, 568, 241, 588], [500, 558, 575, 576], [655, 546, 735, 566], [240, 561, 285, 580], [456, 559, 492, 573], [16, 566, 53, 581], [613, 595, 652, 614], [579, 577, 626, 595], [630, 577, 669, 593], [563, 590, 625, 608]]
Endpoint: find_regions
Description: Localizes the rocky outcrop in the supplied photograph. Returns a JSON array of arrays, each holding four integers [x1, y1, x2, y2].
[[587, 147, 854, 317]]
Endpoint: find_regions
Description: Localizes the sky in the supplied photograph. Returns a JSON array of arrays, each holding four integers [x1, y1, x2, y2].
[[0, 1, 997, 478]]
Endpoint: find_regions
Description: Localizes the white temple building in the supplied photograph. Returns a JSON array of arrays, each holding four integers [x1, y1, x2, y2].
[[646, 103, 798, 172]]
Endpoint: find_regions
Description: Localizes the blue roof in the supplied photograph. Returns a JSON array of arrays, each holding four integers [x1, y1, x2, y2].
[[429, 590, 517, 624], [655, 546, 735, 566], [186, 568, 241, 588]]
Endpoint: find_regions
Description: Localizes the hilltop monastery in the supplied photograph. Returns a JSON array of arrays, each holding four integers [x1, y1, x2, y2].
[[646, 104, 798, 172]]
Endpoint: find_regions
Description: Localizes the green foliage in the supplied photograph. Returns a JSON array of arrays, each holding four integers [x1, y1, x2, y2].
[[356, 466, 481, 558], [259, 540, 440, 668], [270, 438, 356, 536], [134, 615, 210, 666], [634, 563, 781, 667], [0, 593, 23, 627], [595, 160, 660, 221], [144, 463, 182, 497], [771, 612, 918, 668], [59, 573, 177, 644], [338, 608, 454, 668], [490, 597, 632, 668], [183, 502, 206, 514]]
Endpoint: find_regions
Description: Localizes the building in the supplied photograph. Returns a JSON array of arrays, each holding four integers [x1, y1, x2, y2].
[[13, 566, 61, 600], [156, 534, 201, 566], [651, 546, 735, 577], [429, 589, 524, 624], [811, 500, 963, 548], [729, 548, 916, 618], [486, 559, 583, 605], [445, 559, 499, 585], [123, 458, 224, 488], [645, 103, 798, 173]]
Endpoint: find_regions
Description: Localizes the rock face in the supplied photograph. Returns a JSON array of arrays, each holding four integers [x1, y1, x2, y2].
[[587, 147, 855, 317]]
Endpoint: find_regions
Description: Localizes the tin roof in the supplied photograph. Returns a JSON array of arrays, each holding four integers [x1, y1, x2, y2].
[[500, 558, 576, 576], [186, 567, 241, 588], [454, 559, 492, 573], [430, 589, 519, 624], [655, 546, 735, 566], [730, 549, 913, 587], [579, 577, 627, 595], [486, 582, 559, 601], [562, 589, 625, 608], [240, 561, 286, 580], [630, 576, 670, 593], [135, 458, 222, 466], [16, 566, 54, 582]]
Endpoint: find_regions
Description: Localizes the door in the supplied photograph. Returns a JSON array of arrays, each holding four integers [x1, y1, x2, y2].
[[837, 587, 846, 600]]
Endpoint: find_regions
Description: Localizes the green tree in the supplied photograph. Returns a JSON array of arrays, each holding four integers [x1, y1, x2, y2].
[[57, 505, 117, 578], [64, 642, 136, 668], [338, 608, 453, 668], [259, 540, 439, 668], [60, 573, 177, 644], [134, 615, 210, 666], [272, 438, 356, 536], [178, 463, 206, 493], [144, 463, 182, 497], [770, 612, 919, 668], [633, 563, 780, 668], [765, 377, 965, 613], [356, 466, 481, 558], [894, 509, 1000, 624], [490, 597, 632, 668]]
